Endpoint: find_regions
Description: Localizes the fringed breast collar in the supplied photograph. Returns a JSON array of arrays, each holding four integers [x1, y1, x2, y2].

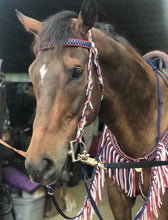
[[100, 126, 168, 220], [79, 59, 168, 220]]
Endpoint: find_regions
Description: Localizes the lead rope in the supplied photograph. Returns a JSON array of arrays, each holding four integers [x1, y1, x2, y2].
[[0, 138, 26, 157]]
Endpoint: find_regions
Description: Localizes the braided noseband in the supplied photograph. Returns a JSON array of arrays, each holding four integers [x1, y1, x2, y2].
[[37, 31, 104, 143]]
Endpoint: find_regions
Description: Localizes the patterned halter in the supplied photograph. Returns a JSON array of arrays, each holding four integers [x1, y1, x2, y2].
[[37, 31, 104, 143]]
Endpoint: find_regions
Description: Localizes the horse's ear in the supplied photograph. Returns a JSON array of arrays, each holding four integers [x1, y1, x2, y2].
[[15, 9, 42, 35], [76, 0, 97, 35]]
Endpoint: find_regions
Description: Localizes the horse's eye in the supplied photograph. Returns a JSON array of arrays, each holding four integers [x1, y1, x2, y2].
[[71, 68, 83, 80]]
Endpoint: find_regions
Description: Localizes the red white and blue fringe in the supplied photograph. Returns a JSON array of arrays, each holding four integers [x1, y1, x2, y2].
[[78, 128, 106, 220], [135, 141, 168, 220], [78, 126, 168, 220]]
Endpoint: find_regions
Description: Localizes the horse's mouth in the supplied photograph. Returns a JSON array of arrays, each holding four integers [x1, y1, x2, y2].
[[29, 169, 58, 186], [27, 157, 69, 186]]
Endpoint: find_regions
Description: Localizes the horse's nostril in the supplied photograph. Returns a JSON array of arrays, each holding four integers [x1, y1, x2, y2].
[[25, 156, 56, 184], [39, 157, 54, 172]]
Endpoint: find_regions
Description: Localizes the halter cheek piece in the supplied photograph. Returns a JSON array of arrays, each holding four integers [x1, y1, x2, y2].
[[38, 31, 104, 162]]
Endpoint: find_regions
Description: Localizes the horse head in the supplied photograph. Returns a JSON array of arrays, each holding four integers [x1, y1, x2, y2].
[[16, 0, 102, 185]]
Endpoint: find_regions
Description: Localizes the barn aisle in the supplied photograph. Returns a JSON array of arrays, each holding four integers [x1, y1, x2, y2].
[[44, 180, 143, 220]]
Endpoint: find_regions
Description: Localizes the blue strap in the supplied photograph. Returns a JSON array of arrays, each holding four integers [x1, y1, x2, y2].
[[46, 143, 104, 220], [134, 59, 163, 219], [80, 164, 103, 220], [157, 70, 168, 87], [145, 58, 162, 141], [47, 164, 103, 220], [84, 180, 103, 220], [47, 185, 81, 219]]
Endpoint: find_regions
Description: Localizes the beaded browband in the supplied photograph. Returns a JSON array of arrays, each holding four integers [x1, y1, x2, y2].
[[37, 39, 92, 51], [37, 31, 104, 143]]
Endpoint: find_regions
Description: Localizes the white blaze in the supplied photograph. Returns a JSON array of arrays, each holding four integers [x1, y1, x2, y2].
[[40, 64, 47, 83]]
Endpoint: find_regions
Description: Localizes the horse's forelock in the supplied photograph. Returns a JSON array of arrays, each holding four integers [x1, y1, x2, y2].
[[32, 11, 130, 56], [33, 10, 77, 54]]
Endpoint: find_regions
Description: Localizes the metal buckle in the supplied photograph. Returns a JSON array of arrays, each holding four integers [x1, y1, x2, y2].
[[47, 185, 54, 196], [134, 157, 145, 172], [69, 140, 106, 169], [78, 155, 106, 169], [69, 140, 87, 163]]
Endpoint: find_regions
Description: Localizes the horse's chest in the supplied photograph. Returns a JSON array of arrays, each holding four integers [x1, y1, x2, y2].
[[135, 167, 151, 197]]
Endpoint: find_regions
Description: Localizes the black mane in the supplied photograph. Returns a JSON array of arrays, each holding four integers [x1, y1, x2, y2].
[[94, 22, 129, 44]]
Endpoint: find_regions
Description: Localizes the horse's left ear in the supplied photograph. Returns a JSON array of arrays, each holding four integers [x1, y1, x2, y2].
[[15, 9, 42, 36], [76, 0, 97, 36]]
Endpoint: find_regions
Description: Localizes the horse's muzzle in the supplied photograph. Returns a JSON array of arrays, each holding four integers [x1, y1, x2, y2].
[[25, 155, 58, 185]]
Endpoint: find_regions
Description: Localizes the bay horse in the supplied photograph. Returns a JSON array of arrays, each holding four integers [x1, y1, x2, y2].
[[16, 0, 168, 219]]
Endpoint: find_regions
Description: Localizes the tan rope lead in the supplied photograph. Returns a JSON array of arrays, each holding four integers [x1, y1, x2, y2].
[[0, 138, 26, 158]]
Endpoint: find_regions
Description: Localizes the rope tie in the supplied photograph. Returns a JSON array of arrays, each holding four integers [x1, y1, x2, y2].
[[75, 31, 104, 142]]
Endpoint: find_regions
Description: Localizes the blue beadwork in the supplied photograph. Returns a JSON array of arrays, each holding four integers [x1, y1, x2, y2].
[[37, 39, 92, 51]]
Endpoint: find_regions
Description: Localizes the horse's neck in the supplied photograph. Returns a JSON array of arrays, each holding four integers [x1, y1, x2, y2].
[[92, 29, 168, 158]]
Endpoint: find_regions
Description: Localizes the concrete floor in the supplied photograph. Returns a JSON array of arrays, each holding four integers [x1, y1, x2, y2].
[[44, 180, 144, 220]]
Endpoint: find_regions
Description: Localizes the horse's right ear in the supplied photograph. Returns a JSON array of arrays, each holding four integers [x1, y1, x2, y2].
[[15, 9, 42, 36], [76, 0, 97, 36]]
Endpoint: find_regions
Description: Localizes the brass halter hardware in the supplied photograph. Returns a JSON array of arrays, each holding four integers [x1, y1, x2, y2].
[[69, 140, 106, 169]]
